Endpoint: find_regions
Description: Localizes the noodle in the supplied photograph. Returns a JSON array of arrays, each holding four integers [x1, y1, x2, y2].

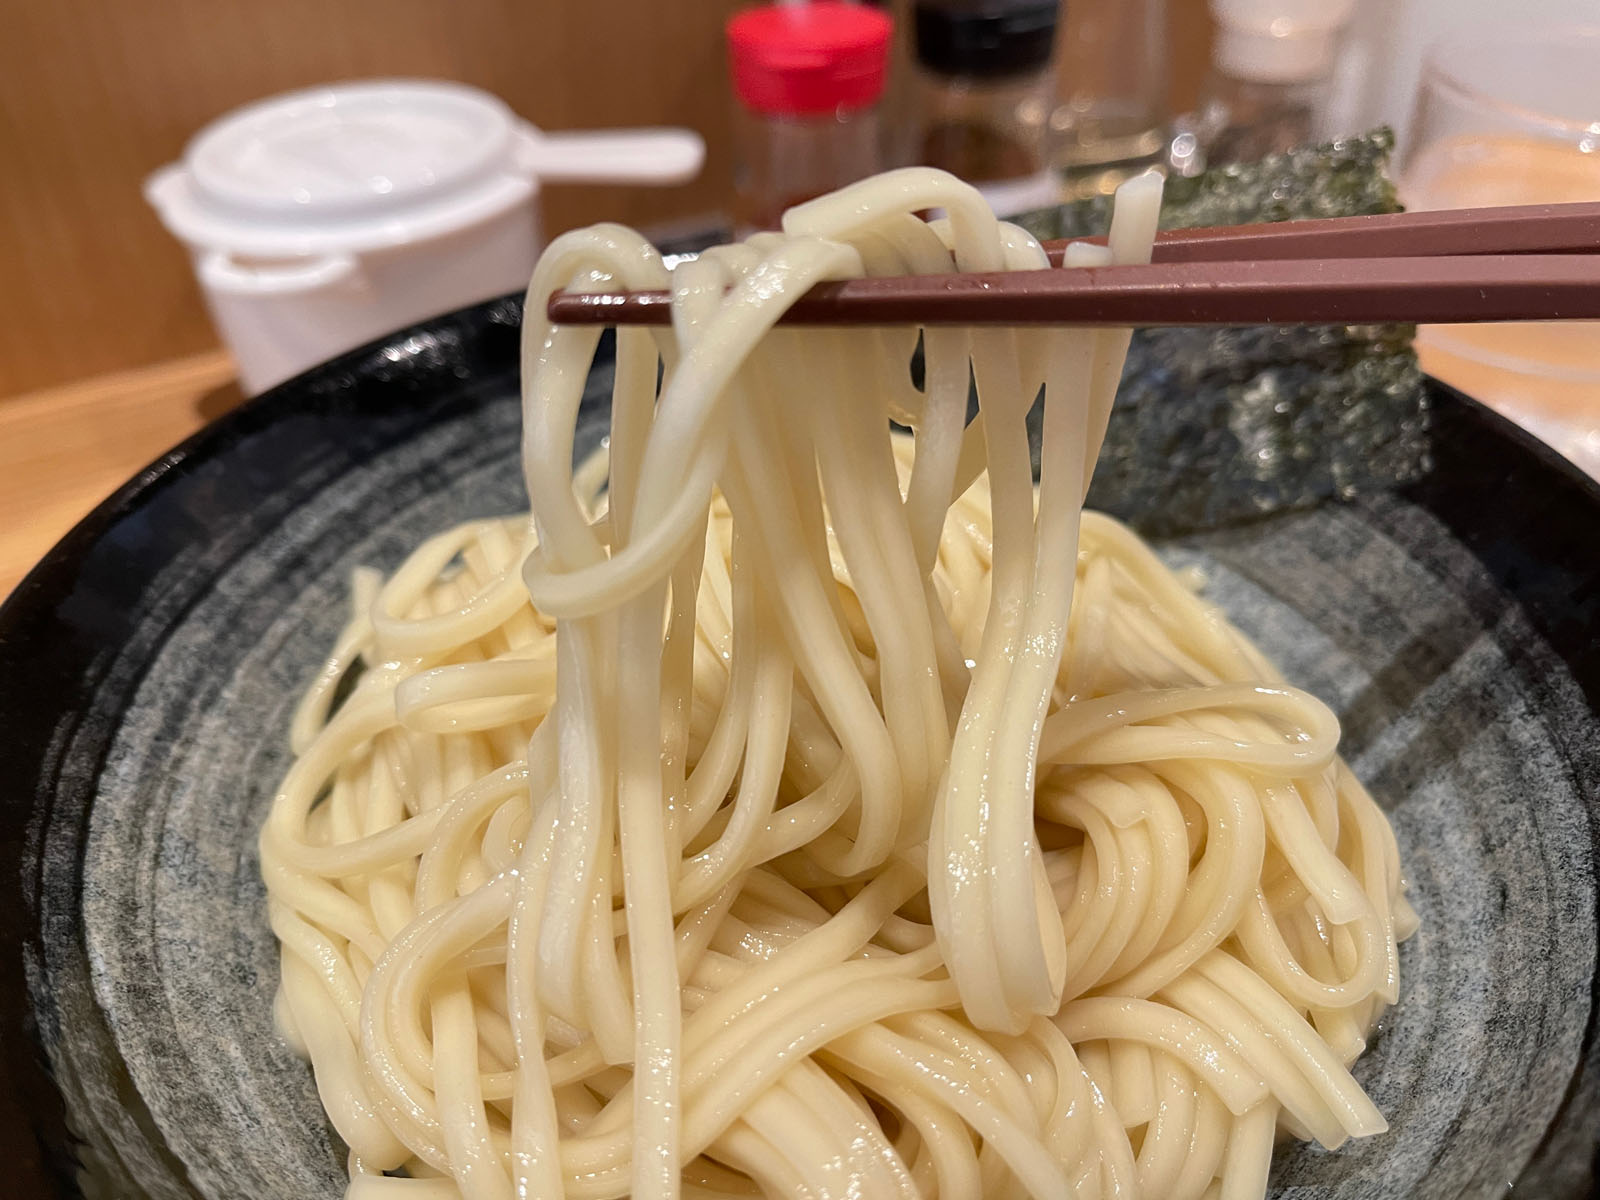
[[260, 167, 1418, 1199]]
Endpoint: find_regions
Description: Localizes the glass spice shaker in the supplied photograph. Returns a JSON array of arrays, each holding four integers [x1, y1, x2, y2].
[[909, 0, 1062, 216], [1053, 0, 1171, 199], [726, 2, 894, 234], [1177, 0, 1357, 172]]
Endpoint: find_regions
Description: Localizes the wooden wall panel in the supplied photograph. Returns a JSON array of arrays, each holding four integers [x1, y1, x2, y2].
[[0, 0, 747, 396], [0, 1, 1211, 396], [1170, 0, 1216, 111]]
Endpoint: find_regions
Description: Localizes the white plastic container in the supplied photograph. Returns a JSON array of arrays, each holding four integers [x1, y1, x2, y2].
[[146, 80, 704, 394]]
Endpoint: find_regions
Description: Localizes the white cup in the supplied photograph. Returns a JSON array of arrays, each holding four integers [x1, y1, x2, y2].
[[147, 80, 704, 394]]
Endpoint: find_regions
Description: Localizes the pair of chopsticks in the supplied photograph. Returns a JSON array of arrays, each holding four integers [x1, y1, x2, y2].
[[545, 201, 1600, 327]]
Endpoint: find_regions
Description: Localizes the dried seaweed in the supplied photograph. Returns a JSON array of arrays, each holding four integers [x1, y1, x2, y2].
[[1014, 129, 1428, 535]]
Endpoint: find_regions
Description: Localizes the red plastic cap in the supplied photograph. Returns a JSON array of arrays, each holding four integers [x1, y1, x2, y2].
[[727, 3, 893, 117]]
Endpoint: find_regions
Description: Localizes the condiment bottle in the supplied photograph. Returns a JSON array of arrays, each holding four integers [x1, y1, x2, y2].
[[909, 0, 1061, 216], [726, 2, 893, 234], [1176, 0, 1356, 171], [1052, 0, 1171, 199]]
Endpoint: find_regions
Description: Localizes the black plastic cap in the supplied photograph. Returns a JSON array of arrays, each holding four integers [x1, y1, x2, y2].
[[912, 0, 1060, 79]]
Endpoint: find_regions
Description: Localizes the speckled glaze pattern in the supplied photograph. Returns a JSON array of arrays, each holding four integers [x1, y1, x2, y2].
[[1, 297, 1597, 1199]]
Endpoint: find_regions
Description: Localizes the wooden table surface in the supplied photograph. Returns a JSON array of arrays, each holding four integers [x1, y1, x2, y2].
[[0, 350, 242, 598]]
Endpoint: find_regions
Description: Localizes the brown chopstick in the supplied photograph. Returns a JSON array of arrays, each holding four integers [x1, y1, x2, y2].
[[552, 255, 1600, 327], [1048, 200, 1600, 265], [546, 201, 1600, 328]]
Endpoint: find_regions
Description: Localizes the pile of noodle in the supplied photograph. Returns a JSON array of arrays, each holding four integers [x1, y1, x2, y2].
[[261, 169, 1417, 1200]]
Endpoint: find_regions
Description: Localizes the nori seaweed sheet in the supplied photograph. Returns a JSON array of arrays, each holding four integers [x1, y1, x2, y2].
[[1013, 129, 1428, 535]]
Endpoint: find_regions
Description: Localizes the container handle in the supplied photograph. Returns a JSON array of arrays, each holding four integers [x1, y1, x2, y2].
[[198, 251, 361, 296], [516, 128, 705, 186]]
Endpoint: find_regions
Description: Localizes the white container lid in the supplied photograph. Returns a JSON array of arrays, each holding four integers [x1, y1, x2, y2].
[[150, 81, 537, 259], [148, 80, 705, 259], [147, 80, 543, 257]]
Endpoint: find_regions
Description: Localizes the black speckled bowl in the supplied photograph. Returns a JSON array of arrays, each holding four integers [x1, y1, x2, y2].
[[1, 296, 1598, 1199]]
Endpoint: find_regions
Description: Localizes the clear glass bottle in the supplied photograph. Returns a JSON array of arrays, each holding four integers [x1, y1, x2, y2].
[[726, 2, 893, 234], [1176, 0, 1356, 173], [909, 0, 1062, 216], [1052, 0, 1170, 199], [1188, 78, 1323, 166]]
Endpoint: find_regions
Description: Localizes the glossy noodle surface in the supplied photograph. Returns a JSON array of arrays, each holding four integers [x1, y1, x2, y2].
[[260, 169, 1417, 1200]]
